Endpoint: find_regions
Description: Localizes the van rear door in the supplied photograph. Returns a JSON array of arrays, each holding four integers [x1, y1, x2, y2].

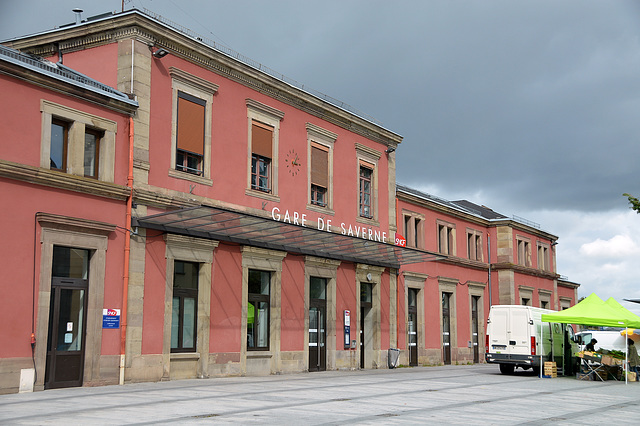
[[509, 308, 531, 356], [489, 307, 509, 352]]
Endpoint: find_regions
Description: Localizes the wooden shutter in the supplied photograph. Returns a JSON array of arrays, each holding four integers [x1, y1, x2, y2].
[[252, 121, 273, 158], [311, 143, 328, 187], [177, 92, 205, 155]]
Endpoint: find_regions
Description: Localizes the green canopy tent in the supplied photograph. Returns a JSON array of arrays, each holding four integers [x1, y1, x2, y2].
[[541, 293, 640, 383], [604, 297, 640, 327]]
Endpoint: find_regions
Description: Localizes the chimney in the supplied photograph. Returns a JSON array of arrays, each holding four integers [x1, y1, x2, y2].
[[72, 8, 83, 25]]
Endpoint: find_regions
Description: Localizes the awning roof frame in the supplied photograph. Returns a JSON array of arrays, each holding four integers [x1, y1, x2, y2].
[[132, 205, 445, 269]]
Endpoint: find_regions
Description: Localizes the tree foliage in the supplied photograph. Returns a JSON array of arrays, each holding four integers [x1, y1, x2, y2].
[[623, 193, 640, 213]]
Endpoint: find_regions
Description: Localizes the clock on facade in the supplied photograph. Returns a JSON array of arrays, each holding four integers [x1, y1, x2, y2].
[[286, 149, 301, 176]]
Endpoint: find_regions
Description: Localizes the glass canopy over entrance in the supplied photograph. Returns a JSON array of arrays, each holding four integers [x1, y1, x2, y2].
[[133, 206, 444, 269]]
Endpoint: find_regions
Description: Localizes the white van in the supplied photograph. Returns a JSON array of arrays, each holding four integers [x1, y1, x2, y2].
[[485, 305, 579, 375], [575, 330, 628, 353]]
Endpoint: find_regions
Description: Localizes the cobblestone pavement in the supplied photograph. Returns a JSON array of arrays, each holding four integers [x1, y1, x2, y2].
[[2, 364, 640, 425]]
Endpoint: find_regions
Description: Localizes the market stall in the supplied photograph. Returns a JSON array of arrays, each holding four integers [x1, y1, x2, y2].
[[540, 293, 640, 384], [577, 350, 625, 381]]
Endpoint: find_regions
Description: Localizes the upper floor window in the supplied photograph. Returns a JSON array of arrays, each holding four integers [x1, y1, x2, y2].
[[537, 243, 550, 271], [246, 99, 284, 201], [437, 221, 456, 255], [176, 91, 206, 176], [169, 67, 218, 185], [359, 164, 373, 218], [84, 128, 102, 178], [467, 229, 483, 261], [355, 143, 381, 224], [517, 237, 531, 267], [250, 121, 273, 193], [41, 100, 117, 182], [50, 119, 68, 171], [306, 123, 337, 213], [311, 144, 328, 207], [403, 210, 424, 249]]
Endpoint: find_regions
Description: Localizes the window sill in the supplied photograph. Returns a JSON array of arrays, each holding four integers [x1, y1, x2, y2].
[[356, 216, 380, 228], [170, 352, 200, 361], [245, 188, 280, 203], [168, 169, 213, 186], [247, 351, 273, 359], [306, 203, 335, 216]]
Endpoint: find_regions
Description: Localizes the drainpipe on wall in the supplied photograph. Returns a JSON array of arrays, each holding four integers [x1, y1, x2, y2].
[[120, 116, 134, 385], [487, 234, 492, 307]]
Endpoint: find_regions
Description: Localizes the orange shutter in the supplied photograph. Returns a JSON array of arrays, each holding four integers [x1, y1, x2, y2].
[[177, 92, 205, 155], [311, 144, 328, 187], [252, 121, 273, 158]]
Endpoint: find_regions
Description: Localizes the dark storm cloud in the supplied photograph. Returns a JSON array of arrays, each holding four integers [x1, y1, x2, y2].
[[2, 0, 639, 213], [192, 0, 640, 213]]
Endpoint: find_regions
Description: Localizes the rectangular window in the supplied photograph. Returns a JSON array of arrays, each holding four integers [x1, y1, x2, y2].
[[83, 128, 101, 178], [41, 100, 118, 182], [403, 212, 424, 249], [251, 154, 271, 193], [359, 165, 373, 218], [517, 238, 531, 266], [171, 261, 199, 353], [467, 230, 483, 261], [248, 269, 270, 350], [50, 119, 68, 171], [176, 91, 205, 176], [311, 184, 326, 206], [251, 121, 273, 193], [438, 223, 455, 255], [538, 244, 550, 271], [311, 143, 329, 207]]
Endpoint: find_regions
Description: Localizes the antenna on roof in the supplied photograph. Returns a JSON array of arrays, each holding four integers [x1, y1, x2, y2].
[[72, 8, 83, 25]]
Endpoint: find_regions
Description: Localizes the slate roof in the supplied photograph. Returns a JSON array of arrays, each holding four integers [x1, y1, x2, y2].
[[396, 183, 508, 221], [0, 43, 138, 107]]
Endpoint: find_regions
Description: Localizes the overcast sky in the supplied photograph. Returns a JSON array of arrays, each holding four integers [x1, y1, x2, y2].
[[2, 0, 640, 313]]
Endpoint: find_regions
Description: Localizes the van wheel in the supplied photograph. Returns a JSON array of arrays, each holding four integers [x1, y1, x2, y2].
[[499, 364, 515, 375]]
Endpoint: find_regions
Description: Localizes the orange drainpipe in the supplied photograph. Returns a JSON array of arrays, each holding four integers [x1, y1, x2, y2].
[[120, 116, 134, 385]]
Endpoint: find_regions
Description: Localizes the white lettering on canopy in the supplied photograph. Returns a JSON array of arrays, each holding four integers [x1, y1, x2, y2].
[[271, 207, 387, 243]]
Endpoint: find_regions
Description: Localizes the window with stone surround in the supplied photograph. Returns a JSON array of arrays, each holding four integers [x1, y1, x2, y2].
[[169, 67, 218, 185], [403, 210, 424, 249], [537, 242, 550, 271], [466, 229, 483, 261], [307, 123, 337, 213], [246, 99, 284, 201], [41, 100, 117, 182], [355, 143, 381, 225], [437, 221, 456, 255], [516, 236, 531, 267]]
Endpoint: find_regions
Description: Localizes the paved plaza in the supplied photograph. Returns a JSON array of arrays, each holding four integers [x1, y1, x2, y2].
[[1, 364, 640, 425]]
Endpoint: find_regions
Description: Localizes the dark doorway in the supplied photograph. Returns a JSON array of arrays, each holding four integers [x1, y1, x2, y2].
[[45, 247, 89, 389], [408, 288, 418, 366], [442, 292, 452, 365], [360, 283, 372, 369], [309, 277, 327, 372], [472, 296, 480, 363]]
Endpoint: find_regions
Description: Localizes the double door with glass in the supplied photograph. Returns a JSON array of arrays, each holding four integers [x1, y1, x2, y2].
[[309, 277, 326, 372]]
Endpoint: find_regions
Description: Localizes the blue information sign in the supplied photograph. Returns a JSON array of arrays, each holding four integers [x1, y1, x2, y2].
[[102, 309, 121, 329]]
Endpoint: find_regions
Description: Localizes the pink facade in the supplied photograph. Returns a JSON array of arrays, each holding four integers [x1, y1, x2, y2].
[[0, 10, 578, 394], [395, 187, 578, 365]]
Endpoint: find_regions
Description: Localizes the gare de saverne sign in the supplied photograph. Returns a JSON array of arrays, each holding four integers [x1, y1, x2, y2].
[[271, 207, 406, 247]]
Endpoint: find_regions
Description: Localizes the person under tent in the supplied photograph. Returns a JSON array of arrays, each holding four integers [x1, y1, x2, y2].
[[627, 339, 639, 381]]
